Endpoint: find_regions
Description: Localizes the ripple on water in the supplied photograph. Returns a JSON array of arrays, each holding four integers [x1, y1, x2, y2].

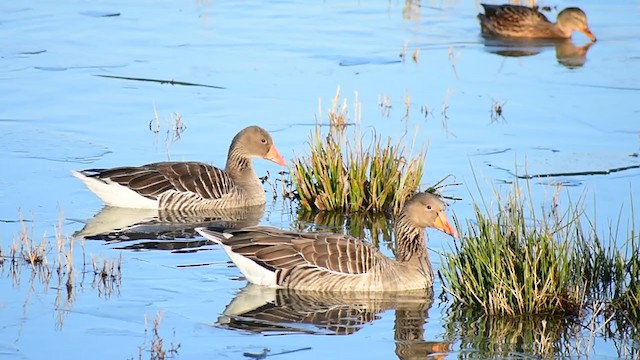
[[0, 123, 111, 164]]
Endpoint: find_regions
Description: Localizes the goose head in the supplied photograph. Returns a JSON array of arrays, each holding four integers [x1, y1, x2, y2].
[[229, 125, 286, 166], [402, 192, 457, 238]]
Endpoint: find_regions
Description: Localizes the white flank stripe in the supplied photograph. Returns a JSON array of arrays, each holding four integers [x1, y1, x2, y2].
[[72, 171, 158, 209], [226, 250, 278, 287], [196, 228, 279, 288]]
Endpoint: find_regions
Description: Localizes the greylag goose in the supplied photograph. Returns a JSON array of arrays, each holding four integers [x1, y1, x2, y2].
[[478, 4, 596, 41], [73, 125, 286, 210], [196, 192, 457, 291]]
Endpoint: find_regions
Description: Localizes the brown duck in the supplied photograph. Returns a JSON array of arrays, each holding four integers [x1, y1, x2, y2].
[[196, 192, 457, 292], [478, 4, 596, 41], [73, 125, 286, 210]]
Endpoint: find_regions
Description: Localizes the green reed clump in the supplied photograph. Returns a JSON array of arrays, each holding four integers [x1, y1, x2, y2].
[[581, 210, 640, 328], [441, 184, 588, 316], [442, 179, 640, 322], [291, 125, 425, 214], [610, 216, 640, 326]]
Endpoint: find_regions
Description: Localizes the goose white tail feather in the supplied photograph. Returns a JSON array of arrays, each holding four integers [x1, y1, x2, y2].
[[196, 227, 278, 287], [72, 171, 158, 209]]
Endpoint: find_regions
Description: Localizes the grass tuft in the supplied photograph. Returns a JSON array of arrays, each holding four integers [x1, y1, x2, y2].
[[441, 179, 640, 321], [441, 182, 586, 316], [291, 125, 425, 214], [291, 90, 428, 214]]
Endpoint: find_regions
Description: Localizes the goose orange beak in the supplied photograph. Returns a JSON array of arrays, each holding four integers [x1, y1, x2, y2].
[[433, 212, 458, 238], [265, 145, 286, 166]]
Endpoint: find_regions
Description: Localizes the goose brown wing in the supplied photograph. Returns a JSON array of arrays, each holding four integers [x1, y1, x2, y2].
[[219, 227, 383, 275], [152, 162, 234, 200], [85, 162, 234, 200]]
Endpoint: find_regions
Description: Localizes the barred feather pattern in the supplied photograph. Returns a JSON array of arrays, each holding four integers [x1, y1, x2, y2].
[[82, 160, 265, 210], [201, 224, 431, 291], [198, 192, 452, 291]]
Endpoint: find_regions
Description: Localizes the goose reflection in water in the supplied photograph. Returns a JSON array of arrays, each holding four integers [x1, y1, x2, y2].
[[72, 204, 265, 250], [217, 284, 451, 360], [482, 38, 594, 68]]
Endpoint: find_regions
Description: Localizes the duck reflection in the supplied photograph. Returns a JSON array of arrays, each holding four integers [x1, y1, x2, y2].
[[73, 204, 265, 249], [218, 284, 450, 360], [482, 38, 594, 68]]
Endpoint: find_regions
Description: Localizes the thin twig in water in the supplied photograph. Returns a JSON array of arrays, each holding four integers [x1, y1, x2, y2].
[[412, 48, 420, 63], [260, 171, 278, 200], [96, 74, 226, 89], [448, 47, 460, 79], [490, 98, 507, 122], [399, 42, 408, 62], [401, 92, 411, 122], [421, 104, 431, 120], [378, 94, 392, 118], [441, 88, 455, 137]]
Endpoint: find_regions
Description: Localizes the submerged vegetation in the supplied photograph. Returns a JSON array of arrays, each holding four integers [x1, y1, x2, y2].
[[0, 209, 124, 328], [131, 311, 181, 360]]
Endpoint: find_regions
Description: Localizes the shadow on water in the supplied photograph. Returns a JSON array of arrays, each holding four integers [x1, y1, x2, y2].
[[72, 204, 265, 250], [218, 284, 450, 360], [482, 38, 595, 68]]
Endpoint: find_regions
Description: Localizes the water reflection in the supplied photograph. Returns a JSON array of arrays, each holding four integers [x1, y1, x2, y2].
[[218, 285, 450, 360], [444, 308, 593, 358], [73, 205, 265, 248], [482, 38, 594, 68], [294, 209, 395, 250]]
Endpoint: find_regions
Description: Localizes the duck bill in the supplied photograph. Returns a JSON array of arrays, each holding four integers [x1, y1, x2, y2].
[[582, 28, 597, 42], [265, 145, 287, 166], [433, 212, 458, 238]]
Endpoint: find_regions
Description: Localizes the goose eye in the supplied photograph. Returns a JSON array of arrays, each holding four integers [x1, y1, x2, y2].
[[427, 204, 432, 210], [260, 138, 267, 144]]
